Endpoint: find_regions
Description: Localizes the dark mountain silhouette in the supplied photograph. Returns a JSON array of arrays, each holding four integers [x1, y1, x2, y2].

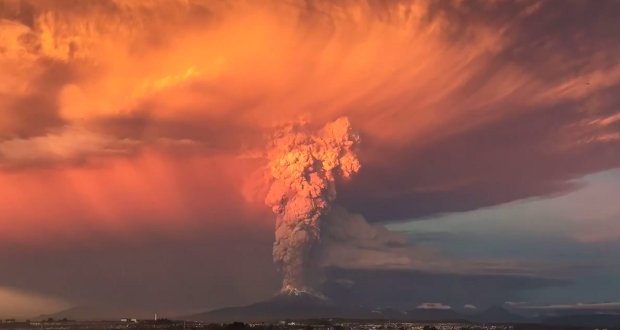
[[470, 306, 530, 324], [188, 292, 371, 322], [406, 308, 465, 322], [189, 292, 476, 323], [369, 308, 408, 320]]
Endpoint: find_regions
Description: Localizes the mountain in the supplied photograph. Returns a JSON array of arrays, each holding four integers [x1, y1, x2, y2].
[[406, 308, 465, 322], [369, 308, 408, 320], [188, 292, 371, 322], [470, 306, 530, 324], [189, 292, 474, 323]]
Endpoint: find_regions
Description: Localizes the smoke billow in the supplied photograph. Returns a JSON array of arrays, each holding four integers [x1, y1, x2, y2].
[[264, 117, 361, 294]]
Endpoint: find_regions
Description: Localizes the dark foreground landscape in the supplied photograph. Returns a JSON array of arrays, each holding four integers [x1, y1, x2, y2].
[[0, 318, 618, 330], [3, 293, 618, 330]]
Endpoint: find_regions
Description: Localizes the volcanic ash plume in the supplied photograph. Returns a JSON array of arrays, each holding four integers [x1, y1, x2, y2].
[[264, 117, 361, 294]]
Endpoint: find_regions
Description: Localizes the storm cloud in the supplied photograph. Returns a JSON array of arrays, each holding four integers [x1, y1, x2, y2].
[[0, 0, 618, 317]]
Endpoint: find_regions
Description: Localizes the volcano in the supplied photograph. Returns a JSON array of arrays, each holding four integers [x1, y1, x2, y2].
[[188, 292, 474, 323], [187, 291, 371, 322]]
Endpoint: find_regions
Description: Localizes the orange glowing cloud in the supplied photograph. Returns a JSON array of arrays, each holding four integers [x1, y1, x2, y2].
[[0, 1, 530, 150], [0, 0, 619, 244], [0, 151, 266, 247]]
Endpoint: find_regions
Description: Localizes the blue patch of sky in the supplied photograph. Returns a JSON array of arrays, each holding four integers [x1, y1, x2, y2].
[[387, 168, 620, 304]]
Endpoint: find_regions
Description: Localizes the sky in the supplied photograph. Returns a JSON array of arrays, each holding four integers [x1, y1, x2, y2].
[[0, 0, 619, 319]]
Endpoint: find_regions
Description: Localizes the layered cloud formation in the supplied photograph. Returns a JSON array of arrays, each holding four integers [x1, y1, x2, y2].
[[0, 0, 619, 316]]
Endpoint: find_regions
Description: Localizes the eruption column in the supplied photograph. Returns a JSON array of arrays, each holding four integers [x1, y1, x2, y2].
[[264, 117, 361, 293]]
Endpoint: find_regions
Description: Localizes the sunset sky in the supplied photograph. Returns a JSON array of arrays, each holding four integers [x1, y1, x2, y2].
[[0, 0, 619, 318]]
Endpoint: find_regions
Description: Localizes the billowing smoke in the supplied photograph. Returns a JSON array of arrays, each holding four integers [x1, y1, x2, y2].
[[264, 117, 361, 294]]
